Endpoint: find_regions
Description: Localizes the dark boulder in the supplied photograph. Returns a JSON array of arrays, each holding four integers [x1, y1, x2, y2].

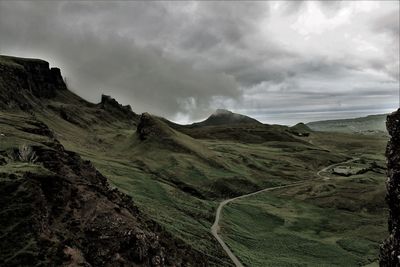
[[136, 113, 170, 141]]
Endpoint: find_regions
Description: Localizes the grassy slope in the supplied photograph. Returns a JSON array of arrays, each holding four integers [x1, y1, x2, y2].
[[1, 55, 388, 265], [307, 114, 387, 134], [46, 109, 387, 265], [218, 133, 387, 266], [221, 190, 384, 267], [36, 110, 234, 265], [1, 105, 388, 266]]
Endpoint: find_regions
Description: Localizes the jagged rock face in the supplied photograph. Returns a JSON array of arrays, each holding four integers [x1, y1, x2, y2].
[[13, 58, 66, 98], [0, 56, 67, 109], [380, 109, 400, 266], [99, 94, 137, 121]]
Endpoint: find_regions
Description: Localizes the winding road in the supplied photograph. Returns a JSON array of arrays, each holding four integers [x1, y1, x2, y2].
[[211, 157, 359, 267]]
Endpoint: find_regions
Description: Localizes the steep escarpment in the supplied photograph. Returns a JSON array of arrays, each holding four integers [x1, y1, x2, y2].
[[380, 109, 400, 266], [0, 121, 208, 267], [0, 55, 67, 109], [0, 55, 138, 128]]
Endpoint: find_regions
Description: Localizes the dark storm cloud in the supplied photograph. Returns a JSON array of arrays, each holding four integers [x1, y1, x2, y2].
[[0, 1, 239, 120], [0, 1, 398, 124]]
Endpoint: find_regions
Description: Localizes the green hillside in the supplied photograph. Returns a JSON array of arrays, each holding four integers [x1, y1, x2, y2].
[[191, 109, 262, 127], [307, 114, 388, 134], [0, 55, 389, 266]]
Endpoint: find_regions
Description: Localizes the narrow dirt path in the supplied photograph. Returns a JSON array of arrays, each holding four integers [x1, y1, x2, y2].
[[211, 157, 359, 267]]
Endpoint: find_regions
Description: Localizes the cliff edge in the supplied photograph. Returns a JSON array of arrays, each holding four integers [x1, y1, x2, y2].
[[0, 55, 67, 110], [380, 109, 400, 266]]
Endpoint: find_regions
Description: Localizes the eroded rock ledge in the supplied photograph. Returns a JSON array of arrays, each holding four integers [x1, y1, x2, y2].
[[380, 108, 400, 266], [99, 94, 137, 121], [0, 55, 67, 109]]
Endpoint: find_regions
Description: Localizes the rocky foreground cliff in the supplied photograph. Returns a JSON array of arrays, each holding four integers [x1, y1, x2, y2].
[[380, 109, 400, 266], [0, 114, 209, 267]]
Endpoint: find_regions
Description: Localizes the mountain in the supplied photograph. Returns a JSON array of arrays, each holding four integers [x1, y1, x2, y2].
[[164, 110, 301, 143], [192, 109, 261, 127], [0, 55, 390, 266], [0, 55, 211, 266], [307, 114, 387, 134], [136, 112, 227, 168], [289, 123, 312, 137]]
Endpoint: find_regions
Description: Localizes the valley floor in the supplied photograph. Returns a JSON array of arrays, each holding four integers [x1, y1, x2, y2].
[[217, 157, 386, 266], [76, 129, 387, 266]]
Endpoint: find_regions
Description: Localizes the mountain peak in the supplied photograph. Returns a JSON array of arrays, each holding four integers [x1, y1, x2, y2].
[[194, 109, 261, 127], [212, 109, 233, 116]]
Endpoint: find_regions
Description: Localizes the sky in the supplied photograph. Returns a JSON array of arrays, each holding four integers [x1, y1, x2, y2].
[[0, 1, 399, 125]]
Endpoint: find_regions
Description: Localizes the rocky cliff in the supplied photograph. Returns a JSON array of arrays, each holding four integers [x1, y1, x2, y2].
[[380, 109, 400, 266], [99, 94, 137, 121], [0, 55, 67, 109], [0, 55, 210, 266], [0, 55, 138, 128]]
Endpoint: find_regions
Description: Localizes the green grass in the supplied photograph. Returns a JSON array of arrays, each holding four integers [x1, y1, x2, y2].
[[72, 130, 386, 266], [0, 162, 52, 180], [0, 107, 389, 266], [220, 189, 386, 266], [307, 114, 387, 134]]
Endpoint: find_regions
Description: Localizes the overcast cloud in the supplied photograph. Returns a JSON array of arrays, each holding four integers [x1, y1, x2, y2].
[[0, 1, 398, 125]]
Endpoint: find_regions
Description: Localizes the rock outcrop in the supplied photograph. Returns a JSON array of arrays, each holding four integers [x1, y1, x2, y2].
[[380, 108, 400, 266], [99, 94, 137, 121], [0, 55, 67, 109], [136, 113, 175, 141], [288, 122, 311, 137]]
